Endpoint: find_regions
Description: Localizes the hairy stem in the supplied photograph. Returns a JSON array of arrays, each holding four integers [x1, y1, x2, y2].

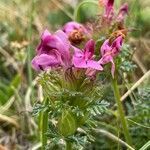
[[66, 141, 72, 150], [112, 76, 132, 146], [40, 98, 49, 150]]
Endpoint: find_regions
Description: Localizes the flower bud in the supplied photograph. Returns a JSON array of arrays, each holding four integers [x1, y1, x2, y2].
[[58, 110, 77, 137], [68, 30, 85, 44]]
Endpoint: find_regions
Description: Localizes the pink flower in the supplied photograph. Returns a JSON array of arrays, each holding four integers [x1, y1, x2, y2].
[[73, 39, 103, 70], [32, 53, 61, 71], [117, 3, 128, 22], [63, 21, 88, 35], [103, 0, 114, 21], [32, 29, 71, 71], [99, 36, 123, 77], [101, 1, 128, 24], [63, 21, 91, 44]]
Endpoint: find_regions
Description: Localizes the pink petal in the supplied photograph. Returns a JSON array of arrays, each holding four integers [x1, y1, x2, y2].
[[54, 30, 70, 50], [104, 0, 114, 20], [100, 39, 111, 56], [37, 30, 61, 55], [99, 54, 113, 65], [46, 35, 71, 66], [73, 56, 87, 68], [87, 60, 103, 70], [41, 29, 51, 42], [72, 40, 102, 70], [107, 0, 114, 9], [117, 3, 128, 22], [37, 29, 52, 54], [111, 36, 123, 55], [73, 55, 103, 71], [99, 36, 123, 77], [84, 39, 95, 59], [63, 21, 86, 34], [32, 54, 60, 71], [72, 46, 84, 57], [36, 29, 72, 67]]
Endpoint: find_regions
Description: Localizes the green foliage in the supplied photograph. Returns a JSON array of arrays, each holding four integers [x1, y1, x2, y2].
[[139, 140, 150, 150], [87, 100, 110, 116], [47, 7, 72, 30], [74, 0, 99, 22], [33, 71, 110, 149], [0, 74, 21, 105], [128, 87, 150, 149], [118, 44, 137, 73]]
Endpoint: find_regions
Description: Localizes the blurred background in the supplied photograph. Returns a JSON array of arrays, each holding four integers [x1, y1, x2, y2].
[[0, 0, 149, 149]]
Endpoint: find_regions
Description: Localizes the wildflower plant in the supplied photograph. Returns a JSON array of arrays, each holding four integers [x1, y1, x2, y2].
[[32, 0, 134, 149]]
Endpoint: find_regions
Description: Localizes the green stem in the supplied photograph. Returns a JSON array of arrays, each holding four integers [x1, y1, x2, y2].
[[112, 76, 132, 146], [66, 141, 72, 150], [40, 98, 49, 150]]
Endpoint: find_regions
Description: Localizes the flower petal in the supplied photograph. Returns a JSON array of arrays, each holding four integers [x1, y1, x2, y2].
[[73, 46, 84, 58], [73, 55, 103, 70], [37, 29, 52, 54], [87, 60, 103, 70], [111, 36, 123, 55], [99, 54, 113, 65], [100, 39, 111, 56], [54, 30, 70, 50], [41, 29, 51, 42], [104, 0, 114, 20], [117, 3, 128, 22], [63, 21, 85, 34], [99, 36, 123, 77], [84, 39, 95, 59], [32, 54, 60, 71], [36, 29, 72, 67], [73, 57, 87, 69]]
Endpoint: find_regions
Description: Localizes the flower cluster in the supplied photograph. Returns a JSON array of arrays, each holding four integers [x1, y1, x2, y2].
[[100, 0, 128, 24], [32, 0, 129, 78], [32, 25, 123, 75]]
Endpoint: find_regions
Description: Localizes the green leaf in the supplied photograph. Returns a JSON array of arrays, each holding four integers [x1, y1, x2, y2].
[[0, 74, 21, 105], [7, 74, 21, 97], [39, 98, 49, 149], [139, 140, 150, 150], [74, 0, 98, 22], [0, 89, 9, 104]]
